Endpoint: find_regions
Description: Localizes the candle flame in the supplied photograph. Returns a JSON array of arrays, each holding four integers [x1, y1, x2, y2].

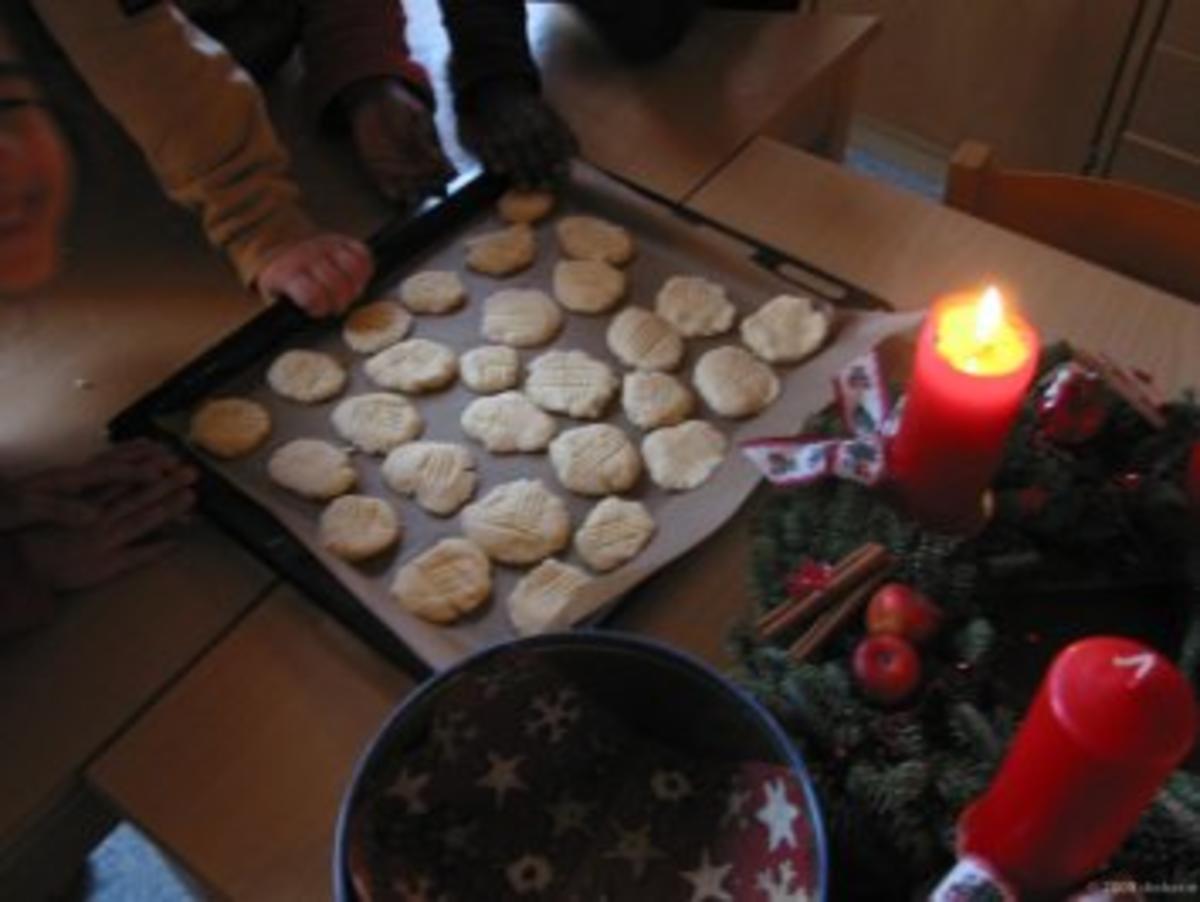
[[975, 286, 1005, 344], [936, 287, 1031, 376]]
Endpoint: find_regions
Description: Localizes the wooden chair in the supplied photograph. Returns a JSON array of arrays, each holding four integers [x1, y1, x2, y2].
[[945, 140, 1200, 303]]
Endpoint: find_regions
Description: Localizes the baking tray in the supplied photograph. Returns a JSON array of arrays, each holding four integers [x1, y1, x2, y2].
[[111, 162, 915, 674]]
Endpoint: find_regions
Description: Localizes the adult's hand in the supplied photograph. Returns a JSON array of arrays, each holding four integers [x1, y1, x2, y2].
[[459, 79, 578, 188]]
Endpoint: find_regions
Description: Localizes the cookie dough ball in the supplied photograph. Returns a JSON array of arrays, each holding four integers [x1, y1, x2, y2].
[[481, 289, 563, 347], [399, 270, 467, 314], [574, 497, 656, 572], [460, 345, 520, 394], [654, 275, 737, 338], [552, 259, 626, 314], [621, 371, 695, 431], [461, 479, 571, 565], [466, 224, 536, 276], [266, 349, 347, 403], [525, 350, 618, 419], [390, 537, 492, 624], [606, 307, 685, 372], [267, 439, 356, 500], [342, 301, 413, 354], [382, 441, 478, 516], [319, 495, 401, 562], [189, 397, 271, 459], [693, 346, 780, 418], [364, 338, 458, 393], [642, 420, 727, 491], [498, 188, 556, 224], [549, 424, 641, 496], [461, 391, 557, 453], [740, 294, 832, 364], [507, 559, 594, 637], [556, 215, 635, 266], [331, 393, 423, 455]]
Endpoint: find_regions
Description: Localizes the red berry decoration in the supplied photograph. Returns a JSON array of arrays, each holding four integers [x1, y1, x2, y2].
[[785, 559, 834, 600], [1037, 362, 1108, 445], [852, 635, 922, 705], [865, 582, 943, 645]]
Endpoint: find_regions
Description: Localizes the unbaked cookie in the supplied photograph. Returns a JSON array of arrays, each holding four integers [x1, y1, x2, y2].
[[507, 559, 594, 637], [266, 349, 347, 403], [319, 495, 401, 562], [693, 345, 780, 417], [481, 289, 563, 347], [574, 497, 656, 572], [740, 293, 831, 364], [364, 338, 458, 393], [267, 438, 357, 500], [390, 537, 492, 624], [342, 301, 413, 354], [621, 371, 694, 431], [552, 259, 626, 314], [556, 215, 635, 266], [331, 393, 423, 455], [525, 350, 618, 419], [460, 391, 557, 453], [606, 307, 685, 371], [460, 345, 520, 394], [382, 441, 478, 516], [642, 420, 727, 491], [498, 188, 556, 224], [466, 224, 536, 276], [189, 397, 271, 459], [655, 276, 737, 337], [461, 478, 571, 565], [549, 424, 641, 496], [399, 270, 467, 314]]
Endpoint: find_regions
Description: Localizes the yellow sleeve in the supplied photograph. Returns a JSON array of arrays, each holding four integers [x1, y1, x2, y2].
[[31, 0, 318, 286]]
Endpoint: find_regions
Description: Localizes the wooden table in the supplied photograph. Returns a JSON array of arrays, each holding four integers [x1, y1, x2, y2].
[[0, 10, 879, 899]]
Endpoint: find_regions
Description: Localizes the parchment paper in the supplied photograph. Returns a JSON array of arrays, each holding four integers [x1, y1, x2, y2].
[[159, 166, 920, 669]]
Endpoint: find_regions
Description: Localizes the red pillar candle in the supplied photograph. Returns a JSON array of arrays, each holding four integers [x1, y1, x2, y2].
[[889, 287, 1039, 533], [958, 637, 1197, 897]]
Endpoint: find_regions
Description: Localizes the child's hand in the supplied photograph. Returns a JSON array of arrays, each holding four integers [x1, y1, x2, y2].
[[256, 233, 373, 318], [343, 77, 457, 207], [458, 80, 579, 188], [17, 455, 198, 592]]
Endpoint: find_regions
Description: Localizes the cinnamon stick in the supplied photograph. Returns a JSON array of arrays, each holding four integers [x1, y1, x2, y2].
[[758, 543, 893, 641], [756, 543, 876, 636], [788, 569, 891, 663]]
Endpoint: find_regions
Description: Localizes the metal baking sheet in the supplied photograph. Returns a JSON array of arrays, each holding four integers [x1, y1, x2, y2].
[[141, 164, 918, 670]]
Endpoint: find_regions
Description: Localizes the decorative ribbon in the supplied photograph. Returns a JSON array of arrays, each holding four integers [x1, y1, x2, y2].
[[741, 351, 903, 487]]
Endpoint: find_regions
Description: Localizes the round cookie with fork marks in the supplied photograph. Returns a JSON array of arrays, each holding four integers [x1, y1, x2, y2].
[[390, 537, 492, 624], [342, 301, 413, 354], [498, 188, 556, 224], [461, 478, 571, 565], [525, 350, 618, 419], [331, 393, 423, 455], [655, 275, 737, 337], [319, 495, 401, 562], [549, 424, 641, 496], [693, 345, 780, 418], [642, 420, 728, 491], [465, 224, 536, 276], [507, 559, 594, 636], [621, 371, 695, 431], [399, 270, 467, 314], [267, 438, 357, 500], [266, 349, 347, 403], [189, 397, 271, 459], [740, 293, 832, 364], [461, 391, 557, 453], [574, 497, 656, 572], [382, 441, 478, 516], [556, 215, 635, 266], [481, 289, 563, 347], [606, 307, 685, 371], [460, 345, 520, 394], [364, 338, 458, 393], [552, 259, 627, 314]]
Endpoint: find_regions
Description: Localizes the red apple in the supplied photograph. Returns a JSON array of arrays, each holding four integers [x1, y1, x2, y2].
[[852, 635, 922, 705], [865, 582, 943, 644]]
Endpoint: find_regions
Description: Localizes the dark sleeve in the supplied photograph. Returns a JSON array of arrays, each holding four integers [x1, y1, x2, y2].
[[0, 535, 54, 638], [437, 0, 541, 109], [298, 0, 434, 120]]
